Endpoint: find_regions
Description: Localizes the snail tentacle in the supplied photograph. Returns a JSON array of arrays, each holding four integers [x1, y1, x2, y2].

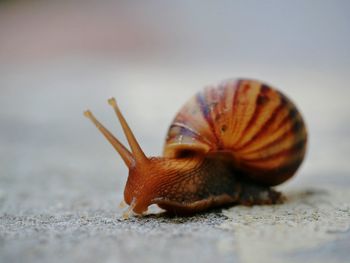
[[84, 110, 135, 168]]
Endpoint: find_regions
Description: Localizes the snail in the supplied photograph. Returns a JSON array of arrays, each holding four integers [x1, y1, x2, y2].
[[84, 79, 307, 216]]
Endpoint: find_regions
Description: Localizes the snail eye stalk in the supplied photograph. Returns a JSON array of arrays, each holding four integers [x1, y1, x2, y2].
[[108, 98, 148, 165], [84, 110, 135, 168]]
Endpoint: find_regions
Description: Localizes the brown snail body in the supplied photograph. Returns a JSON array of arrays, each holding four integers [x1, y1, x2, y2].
[[85, 79, 307, 216]]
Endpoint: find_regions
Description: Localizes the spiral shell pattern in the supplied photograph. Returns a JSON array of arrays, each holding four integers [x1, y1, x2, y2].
[[164, 79, 307, 186]]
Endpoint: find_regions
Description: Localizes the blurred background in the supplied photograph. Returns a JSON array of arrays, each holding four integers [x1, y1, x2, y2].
[[0, 0, 349, 221]]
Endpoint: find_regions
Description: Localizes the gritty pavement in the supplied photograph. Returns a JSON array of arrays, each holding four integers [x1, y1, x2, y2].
[[1, 61, 350, 263], [1, 170, 350, 263]]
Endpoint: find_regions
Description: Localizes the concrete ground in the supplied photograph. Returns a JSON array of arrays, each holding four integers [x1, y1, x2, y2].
[[0, 61, 349, 263], [1, 176, 349, 263]]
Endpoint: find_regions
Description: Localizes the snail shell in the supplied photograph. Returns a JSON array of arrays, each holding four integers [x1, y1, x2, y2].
[[164, 79, 307, 186]]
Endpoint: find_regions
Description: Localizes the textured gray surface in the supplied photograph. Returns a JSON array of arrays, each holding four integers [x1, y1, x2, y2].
[[1, 181, 350, 263], [1, 212, 234, 263]]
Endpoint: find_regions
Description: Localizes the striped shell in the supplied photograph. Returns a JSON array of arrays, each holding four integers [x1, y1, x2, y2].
[[164, 79, 307, 186]]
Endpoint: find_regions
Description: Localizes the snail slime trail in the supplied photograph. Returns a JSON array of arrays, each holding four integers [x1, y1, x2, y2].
[[84, 79, 307, 216]]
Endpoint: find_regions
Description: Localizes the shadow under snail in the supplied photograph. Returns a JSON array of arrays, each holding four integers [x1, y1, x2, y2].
[[84, 79, 307, 217]]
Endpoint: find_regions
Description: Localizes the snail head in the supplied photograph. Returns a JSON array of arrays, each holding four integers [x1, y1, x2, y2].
[[84, 98, 174, 216]]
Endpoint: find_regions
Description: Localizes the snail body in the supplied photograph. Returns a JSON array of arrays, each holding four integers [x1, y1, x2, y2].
[[85, 79, 307, 216]]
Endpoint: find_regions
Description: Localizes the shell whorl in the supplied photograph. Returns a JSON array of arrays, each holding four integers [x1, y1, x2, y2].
[[164, 79, 307, 186]]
